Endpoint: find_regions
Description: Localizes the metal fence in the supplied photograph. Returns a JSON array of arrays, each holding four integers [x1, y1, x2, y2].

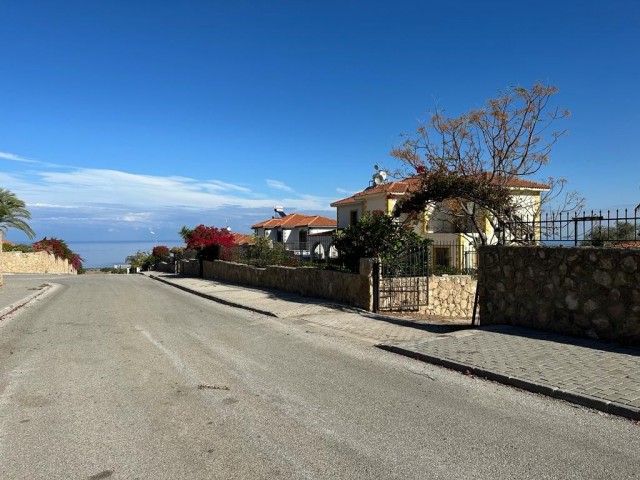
[[286, 238, 478, 274], [505, 209, 640, 246], [374, 242, 430, 312], [429, 241, 478, 275], [283, 238, 339, 262]]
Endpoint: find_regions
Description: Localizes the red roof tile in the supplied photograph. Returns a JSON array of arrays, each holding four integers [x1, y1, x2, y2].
[[232, 233, 255, 245], [251, 213, 336, 229], [330, 175, 549, 206], [330, 177, 421, 207]]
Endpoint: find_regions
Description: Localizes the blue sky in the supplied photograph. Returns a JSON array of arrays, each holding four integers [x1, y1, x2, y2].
[[2, 0, 639, 252]]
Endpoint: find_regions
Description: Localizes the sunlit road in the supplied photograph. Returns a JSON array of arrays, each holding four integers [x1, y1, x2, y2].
[[1, 275, 639, 479]]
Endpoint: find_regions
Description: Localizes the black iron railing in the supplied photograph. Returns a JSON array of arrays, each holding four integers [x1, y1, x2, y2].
[[505, 209, 640, 246]]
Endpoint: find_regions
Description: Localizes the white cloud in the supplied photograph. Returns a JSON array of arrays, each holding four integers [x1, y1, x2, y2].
[[266, 179, 295, 192], [0, 151, 63, 168], [121, 212, 153, 222], [2, 157, 334, 239], [0, 151, 36, 163], [30, 203, 82, 209], [202, 180, 252, 194]]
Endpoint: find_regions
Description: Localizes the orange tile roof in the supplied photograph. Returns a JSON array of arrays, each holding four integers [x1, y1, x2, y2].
[[251, 213, 336, 229], [499, 177, 550, 190], [330, 175, 549, 206], [330, 177, 421, 207], [232, 233, 255, 245]]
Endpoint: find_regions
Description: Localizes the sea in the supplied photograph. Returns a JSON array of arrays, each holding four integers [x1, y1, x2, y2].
[[67, 240, 184, 269]]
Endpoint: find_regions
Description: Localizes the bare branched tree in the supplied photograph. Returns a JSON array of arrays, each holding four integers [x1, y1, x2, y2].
[[391, 83, 583, 245]]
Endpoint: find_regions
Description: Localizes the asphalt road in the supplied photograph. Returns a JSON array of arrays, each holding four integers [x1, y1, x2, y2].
[[1, 275, 639, 479]]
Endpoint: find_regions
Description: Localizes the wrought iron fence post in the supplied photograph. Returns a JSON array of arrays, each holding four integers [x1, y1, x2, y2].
[[372, 260, 380, 313]]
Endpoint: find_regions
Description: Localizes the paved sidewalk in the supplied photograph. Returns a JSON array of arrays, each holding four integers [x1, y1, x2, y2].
[[145, 272, 640, 421], [381, 328, 640, 421]]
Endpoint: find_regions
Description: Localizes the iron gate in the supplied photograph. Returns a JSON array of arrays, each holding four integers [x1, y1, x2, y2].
[[373, 243, 429, 312]]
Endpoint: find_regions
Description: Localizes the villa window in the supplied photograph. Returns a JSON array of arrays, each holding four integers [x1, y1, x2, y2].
[[434, 247, 451, 267], [299, 230, 308, 247], [350, 210, 358, 226]]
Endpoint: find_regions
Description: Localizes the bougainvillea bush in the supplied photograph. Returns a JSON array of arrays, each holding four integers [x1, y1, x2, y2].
[[32, 237, 84, 272], [152, 245, 170, 258], [181, 225, 235, 261], [182, 225, 235, 249]]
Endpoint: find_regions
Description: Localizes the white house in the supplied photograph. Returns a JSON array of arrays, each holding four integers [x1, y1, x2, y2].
[[252, 210, 337, 259]]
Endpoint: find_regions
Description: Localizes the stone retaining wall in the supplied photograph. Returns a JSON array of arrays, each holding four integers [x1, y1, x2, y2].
[[478, 246, 640, 345], [180, 259, 200, 276], [423, 275, 476, 319], [201, 259, 374, 310], [194, 258, 474, 316], [2, 251, 77, 275]]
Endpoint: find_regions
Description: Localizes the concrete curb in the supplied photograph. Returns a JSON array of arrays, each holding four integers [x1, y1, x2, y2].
[[147, 274, 278, 318], [0, 283, 53, 321], [377, 344, 640, 422]]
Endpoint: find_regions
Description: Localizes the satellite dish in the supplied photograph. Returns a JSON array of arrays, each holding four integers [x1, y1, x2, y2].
[[372, 170, 387, 185]]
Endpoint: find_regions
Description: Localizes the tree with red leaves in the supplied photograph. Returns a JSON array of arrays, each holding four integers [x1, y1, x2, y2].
[[181, 225, 235, 261], [182, 225, 235, 250], [152, 245, 170, 258]]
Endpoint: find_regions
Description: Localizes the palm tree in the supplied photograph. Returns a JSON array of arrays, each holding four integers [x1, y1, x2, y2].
[[179, 225, 193, 241], [0, 188, 36, 240], [1, 189, 36, 283]]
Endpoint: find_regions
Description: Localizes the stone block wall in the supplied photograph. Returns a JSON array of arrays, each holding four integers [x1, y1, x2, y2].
[[478, 246, 640, 345], [180, 259, 200, 276], [2, 251, 77, 275], [423, 275, 476, 319], [202, 259, 374, 310]]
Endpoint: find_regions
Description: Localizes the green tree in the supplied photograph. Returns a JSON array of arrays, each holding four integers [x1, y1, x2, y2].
[[179, 225, 193, 241], [245, 237, 297, 267], [1, 189, 36, 285], [333, 211, 429, 272], [126, 250, 154, 270], [0, 189, 35, 240], [582, 222, 639, 247]]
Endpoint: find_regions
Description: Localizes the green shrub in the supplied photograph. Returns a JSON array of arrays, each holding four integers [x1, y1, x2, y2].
[[332, 211, 431, 272], [3, 243, 34, 253], [242, 238, 300, 267]]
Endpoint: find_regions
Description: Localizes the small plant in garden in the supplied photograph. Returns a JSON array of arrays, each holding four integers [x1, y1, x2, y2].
[[2, 243, 34, 253], [244, 237, 299, 267]]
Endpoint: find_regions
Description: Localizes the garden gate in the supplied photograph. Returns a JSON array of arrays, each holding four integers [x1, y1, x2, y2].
[[373, 243, 429, 313]]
